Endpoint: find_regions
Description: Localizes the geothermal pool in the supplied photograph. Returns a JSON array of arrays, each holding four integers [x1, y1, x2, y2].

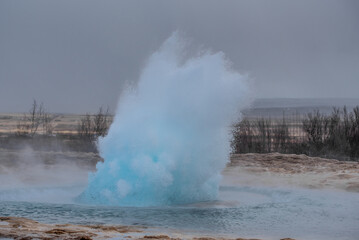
[[1, 185, 358, 240], [1, 34, 358, 240]]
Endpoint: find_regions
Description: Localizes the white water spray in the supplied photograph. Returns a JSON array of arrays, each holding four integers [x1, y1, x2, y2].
[[79, 33, 249, 206]]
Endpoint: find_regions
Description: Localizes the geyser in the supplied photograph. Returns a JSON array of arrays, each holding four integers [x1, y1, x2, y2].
[[79, 33, 249, 206]]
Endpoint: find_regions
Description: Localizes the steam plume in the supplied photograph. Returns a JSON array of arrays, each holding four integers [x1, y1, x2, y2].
[[79, 32, 249, 206]]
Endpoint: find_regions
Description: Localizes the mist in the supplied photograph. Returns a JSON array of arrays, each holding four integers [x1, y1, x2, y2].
[[0, 146, 97, 203]]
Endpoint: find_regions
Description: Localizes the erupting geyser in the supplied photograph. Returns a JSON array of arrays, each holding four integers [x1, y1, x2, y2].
[[79, 33, 249, 206]]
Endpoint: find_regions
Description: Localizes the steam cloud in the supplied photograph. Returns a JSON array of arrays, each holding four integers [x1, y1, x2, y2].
[[0, 147, 95, 203], [79, 32, 250, 206]]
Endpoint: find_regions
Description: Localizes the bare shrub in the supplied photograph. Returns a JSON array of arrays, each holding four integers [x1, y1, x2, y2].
[[231, 117, 290, 154], [231, 106, 359, 160], [92, 106, 111, 138], [255, 118, 272, 153], [77, 113, 94, 141], [302, 110, 329, 152], [272, 117, 290, 152], [16, 100, 45, 137], [77, 106, 111, 141], [302, 106, 359, 159], [42, 112, 55, 135], [231, 118, 253, 153], [348, 106, 359, 158]]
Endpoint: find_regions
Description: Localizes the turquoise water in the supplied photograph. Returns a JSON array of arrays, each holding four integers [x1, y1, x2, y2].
[[1, 186, 358, 240]]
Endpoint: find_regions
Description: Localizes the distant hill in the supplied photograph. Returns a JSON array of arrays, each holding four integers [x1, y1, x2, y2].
[[243, 98, 359, 118]]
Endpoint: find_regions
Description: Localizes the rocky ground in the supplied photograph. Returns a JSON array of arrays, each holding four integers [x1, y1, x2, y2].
[[0, 216, 296, 240], [0, 216, 143, 240]]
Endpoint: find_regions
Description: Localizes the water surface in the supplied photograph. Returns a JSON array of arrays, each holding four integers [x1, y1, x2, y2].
[[1, 186, 358, 240]]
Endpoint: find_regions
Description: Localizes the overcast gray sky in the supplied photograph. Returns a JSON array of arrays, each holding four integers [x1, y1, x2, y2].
[[1, 0, 358, 113]]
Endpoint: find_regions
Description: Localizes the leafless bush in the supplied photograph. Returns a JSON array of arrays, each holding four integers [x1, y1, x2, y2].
[[255, 118, 272, 153], [347, 106, 359, 158], [77, 113, 93, 140], [272, 118, 290, 152], [231, 106, 359, 160], [15, 100, 55, 137], [302, 106, 359, 159], [16, 100, 44, 137], [231, 117, 290, 154], [231, 118, 254, 153], [42, 112, 55, 135], [77, 106, 111, 141], [93, 106, 111, 138], [302, 110, 329, 151]]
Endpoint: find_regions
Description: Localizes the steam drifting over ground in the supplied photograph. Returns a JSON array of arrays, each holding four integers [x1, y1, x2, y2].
[[79, 32, 250, 206], [0, 147, 98, 203]]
